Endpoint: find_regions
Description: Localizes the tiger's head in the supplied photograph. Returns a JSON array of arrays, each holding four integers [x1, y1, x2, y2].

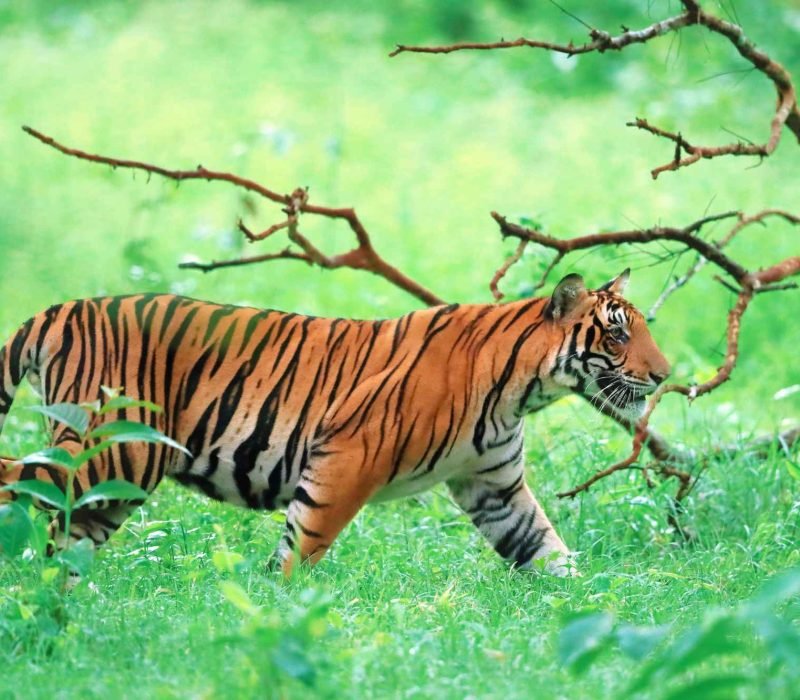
[[545, 269, 670, 421]]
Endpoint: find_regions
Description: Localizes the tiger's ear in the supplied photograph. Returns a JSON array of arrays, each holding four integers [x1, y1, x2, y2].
[[545, 273, 587, 320], [598, 268, 630, 295]]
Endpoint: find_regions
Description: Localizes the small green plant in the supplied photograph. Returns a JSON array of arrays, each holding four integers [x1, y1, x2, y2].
[[1, 386, 188, 584], [214, 566, 334, 695], [0, 388, 189, 656], [558, 566, 800, 698]]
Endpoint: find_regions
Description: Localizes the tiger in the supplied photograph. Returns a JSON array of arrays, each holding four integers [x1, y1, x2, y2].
[[0, 269, 669, 576]]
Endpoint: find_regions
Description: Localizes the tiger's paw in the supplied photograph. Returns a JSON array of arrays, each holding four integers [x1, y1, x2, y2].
[[545, 554, 582, 578], [525, 550, 581, 578]]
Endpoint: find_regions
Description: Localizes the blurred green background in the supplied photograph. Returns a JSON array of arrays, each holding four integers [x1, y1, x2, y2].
[[0, 1, 798, 698], [1, 0, 797, 439]]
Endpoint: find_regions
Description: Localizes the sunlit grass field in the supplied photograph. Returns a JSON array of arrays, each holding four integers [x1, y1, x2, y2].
[[1, 1, 798, 697]]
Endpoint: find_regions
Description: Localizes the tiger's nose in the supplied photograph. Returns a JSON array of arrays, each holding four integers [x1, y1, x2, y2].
[[649, 371, 668, 386]]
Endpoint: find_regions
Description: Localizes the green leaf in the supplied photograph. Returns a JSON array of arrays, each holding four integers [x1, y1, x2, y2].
[[212, 550, 245, 574], [616, 623, 670, 661], [18, 447, 75, 470], [88, 420, 191, 456], [518, 215, 543, 230], [558, 611, 615, 674], [220, 581, 260, 617], [627, 613, 745, 696], [99, 396, 164, 415], [0, 501, 34, 557], [750, 615, 800, 669], [272, 638, 316, 686], [55, 537, 95, 576], [2, 479, 66, 510], [71, 440, 116, 468], [744, 566, 800, 617], [29, 403, 89, 436], [73, 480, 149, 509], [662, 674, 751, 700]]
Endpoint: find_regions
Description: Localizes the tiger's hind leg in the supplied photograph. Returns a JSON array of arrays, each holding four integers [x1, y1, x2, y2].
[[447, 467, 576, 576], [1, 438, 151, 556], [50, 501, 145, 554]]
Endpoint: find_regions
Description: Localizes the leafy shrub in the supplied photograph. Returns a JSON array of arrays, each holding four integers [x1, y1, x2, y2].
[[0, 388, 188, 655], [559, 566, 800, 697]]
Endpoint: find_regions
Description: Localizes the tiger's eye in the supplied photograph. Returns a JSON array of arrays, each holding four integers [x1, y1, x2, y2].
[[609, 325, 628, 344]]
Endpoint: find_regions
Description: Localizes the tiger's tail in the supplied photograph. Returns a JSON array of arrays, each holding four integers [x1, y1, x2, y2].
[[0, 316, 40, 500]]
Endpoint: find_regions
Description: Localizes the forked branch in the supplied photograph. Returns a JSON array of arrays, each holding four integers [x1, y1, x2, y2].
[[22, 126, 445, 307], [391, 1, 800, 178], [488, 211, 800, 499]]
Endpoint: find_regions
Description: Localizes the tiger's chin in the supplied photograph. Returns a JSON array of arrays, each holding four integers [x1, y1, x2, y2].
[[584, 380, 648, 424], [613, 398, 647, 423]]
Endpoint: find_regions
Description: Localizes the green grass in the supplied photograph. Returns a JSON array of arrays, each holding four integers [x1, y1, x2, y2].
[[1, 403, 797, 698], [1, 1, 799, 698]]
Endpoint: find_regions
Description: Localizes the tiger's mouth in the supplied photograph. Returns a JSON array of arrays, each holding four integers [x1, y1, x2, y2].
[[590, 373, 652, 416]]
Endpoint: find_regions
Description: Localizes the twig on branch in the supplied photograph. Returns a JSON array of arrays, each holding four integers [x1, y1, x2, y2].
[[389, 9, 695, 57], [647, 254, 708, 321], [238, 218, 290, 242], [179, 248, 312, 273], [645, 208, 800, 320], [22, 126, 445, 308], [391, 1, 799, 178], [490, 240, 528, 301]]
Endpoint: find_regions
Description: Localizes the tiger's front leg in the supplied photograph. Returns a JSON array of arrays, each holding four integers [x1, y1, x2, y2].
[[447, 465, 576, 576]]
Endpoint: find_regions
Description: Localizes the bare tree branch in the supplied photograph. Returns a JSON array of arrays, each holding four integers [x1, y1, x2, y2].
[[493, 210, 800, 287], [646, 208, 799, 320], [22, 126, 446, 308], [490, 240, 528, 301], [23, 2, 800, 512], [488, 205, 800, 499], [178, 248, 312, 273], [391, 1, 799, 177], [492, 210, 753, 282], [486, 206, 800, 499], [390, 8, 695, 57]]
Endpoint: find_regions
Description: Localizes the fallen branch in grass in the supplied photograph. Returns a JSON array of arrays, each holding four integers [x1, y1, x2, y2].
[[391, 0, 800, 179]]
